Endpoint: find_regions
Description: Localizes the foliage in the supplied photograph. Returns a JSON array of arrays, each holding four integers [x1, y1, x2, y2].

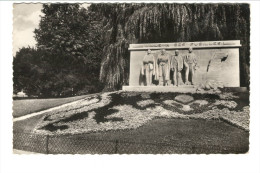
[[35, 4, 103, 69], [91, 3, 250, 89], [14, 4, 105, 97], [13, 47, 50, 96]]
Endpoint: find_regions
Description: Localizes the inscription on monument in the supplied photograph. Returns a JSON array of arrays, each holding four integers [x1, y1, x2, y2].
[[129, 40, 241, 50]]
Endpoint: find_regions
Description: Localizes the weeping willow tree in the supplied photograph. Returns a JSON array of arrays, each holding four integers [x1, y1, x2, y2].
[[89, 3, 250, 90]]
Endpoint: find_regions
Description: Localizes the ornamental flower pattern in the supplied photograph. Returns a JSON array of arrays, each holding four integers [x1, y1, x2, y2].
[[33, 91, 249, 135]]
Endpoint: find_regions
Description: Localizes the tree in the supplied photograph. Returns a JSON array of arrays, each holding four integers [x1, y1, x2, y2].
[[13, 47, 51, 96], [35, 4, 103, 69], [91, 3, 250, 89], [14, 4, 105, 97], [33, 4, 104, 96]]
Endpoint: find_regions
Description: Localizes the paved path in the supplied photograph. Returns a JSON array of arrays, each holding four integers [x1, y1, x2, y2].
[[13, 91, 119, 122], [13, 98, 86, 122], [13, 149, 40, 154]]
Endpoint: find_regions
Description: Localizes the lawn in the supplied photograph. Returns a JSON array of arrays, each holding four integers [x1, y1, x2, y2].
[[13, 95, 90, 118], [53, 117, 248, 148], [13, 117, 249, 154], [48, 118, 249, 154]]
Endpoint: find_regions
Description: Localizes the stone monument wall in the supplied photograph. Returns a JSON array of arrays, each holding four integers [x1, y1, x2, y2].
[[128, 41, 241, 87]]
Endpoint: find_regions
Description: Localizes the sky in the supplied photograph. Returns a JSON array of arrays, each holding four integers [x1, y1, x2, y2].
[[13, 4, 43, 56], [13, 3, 91, 56]]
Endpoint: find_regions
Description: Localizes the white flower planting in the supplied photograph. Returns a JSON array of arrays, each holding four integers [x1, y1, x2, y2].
[[219, 92, 239, 99], [163, 100, 180, 106], [137, 99, 154, 107], [192, 100, 209, 106], [214, 100, 237, 108]]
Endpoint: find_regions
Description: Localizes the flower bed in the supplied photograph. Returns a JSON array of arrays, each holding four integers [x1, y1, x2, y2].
[[33, 91, 250, 135]]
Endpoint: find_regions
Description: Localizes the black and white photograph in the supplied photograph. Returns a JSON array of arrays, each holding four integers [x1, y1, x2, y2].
[[1, 1, 260, 173], [11, 3, 251, 154]]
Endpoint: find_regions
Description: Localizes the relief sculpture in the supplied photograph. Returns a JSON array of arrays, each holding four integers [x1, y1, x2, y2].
[[141, 48, 200, 87], [141, 49, 156, 86], [170, 50, 184, 86], [183, 47, 199, 85], [155, 49, 171, 86]]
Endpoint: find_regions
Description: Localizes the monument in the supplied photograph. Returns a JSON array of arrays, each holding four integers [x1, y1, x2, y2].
[[123, 40, 243, 92]]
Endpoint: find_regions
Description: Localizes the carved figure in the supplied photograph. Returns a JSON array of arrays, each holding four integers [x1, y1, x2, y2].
[[170, 50, 184, 86], [155, 49, 171, 86], [183, 47, 198, 85], [141, 49, 156, 86]]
